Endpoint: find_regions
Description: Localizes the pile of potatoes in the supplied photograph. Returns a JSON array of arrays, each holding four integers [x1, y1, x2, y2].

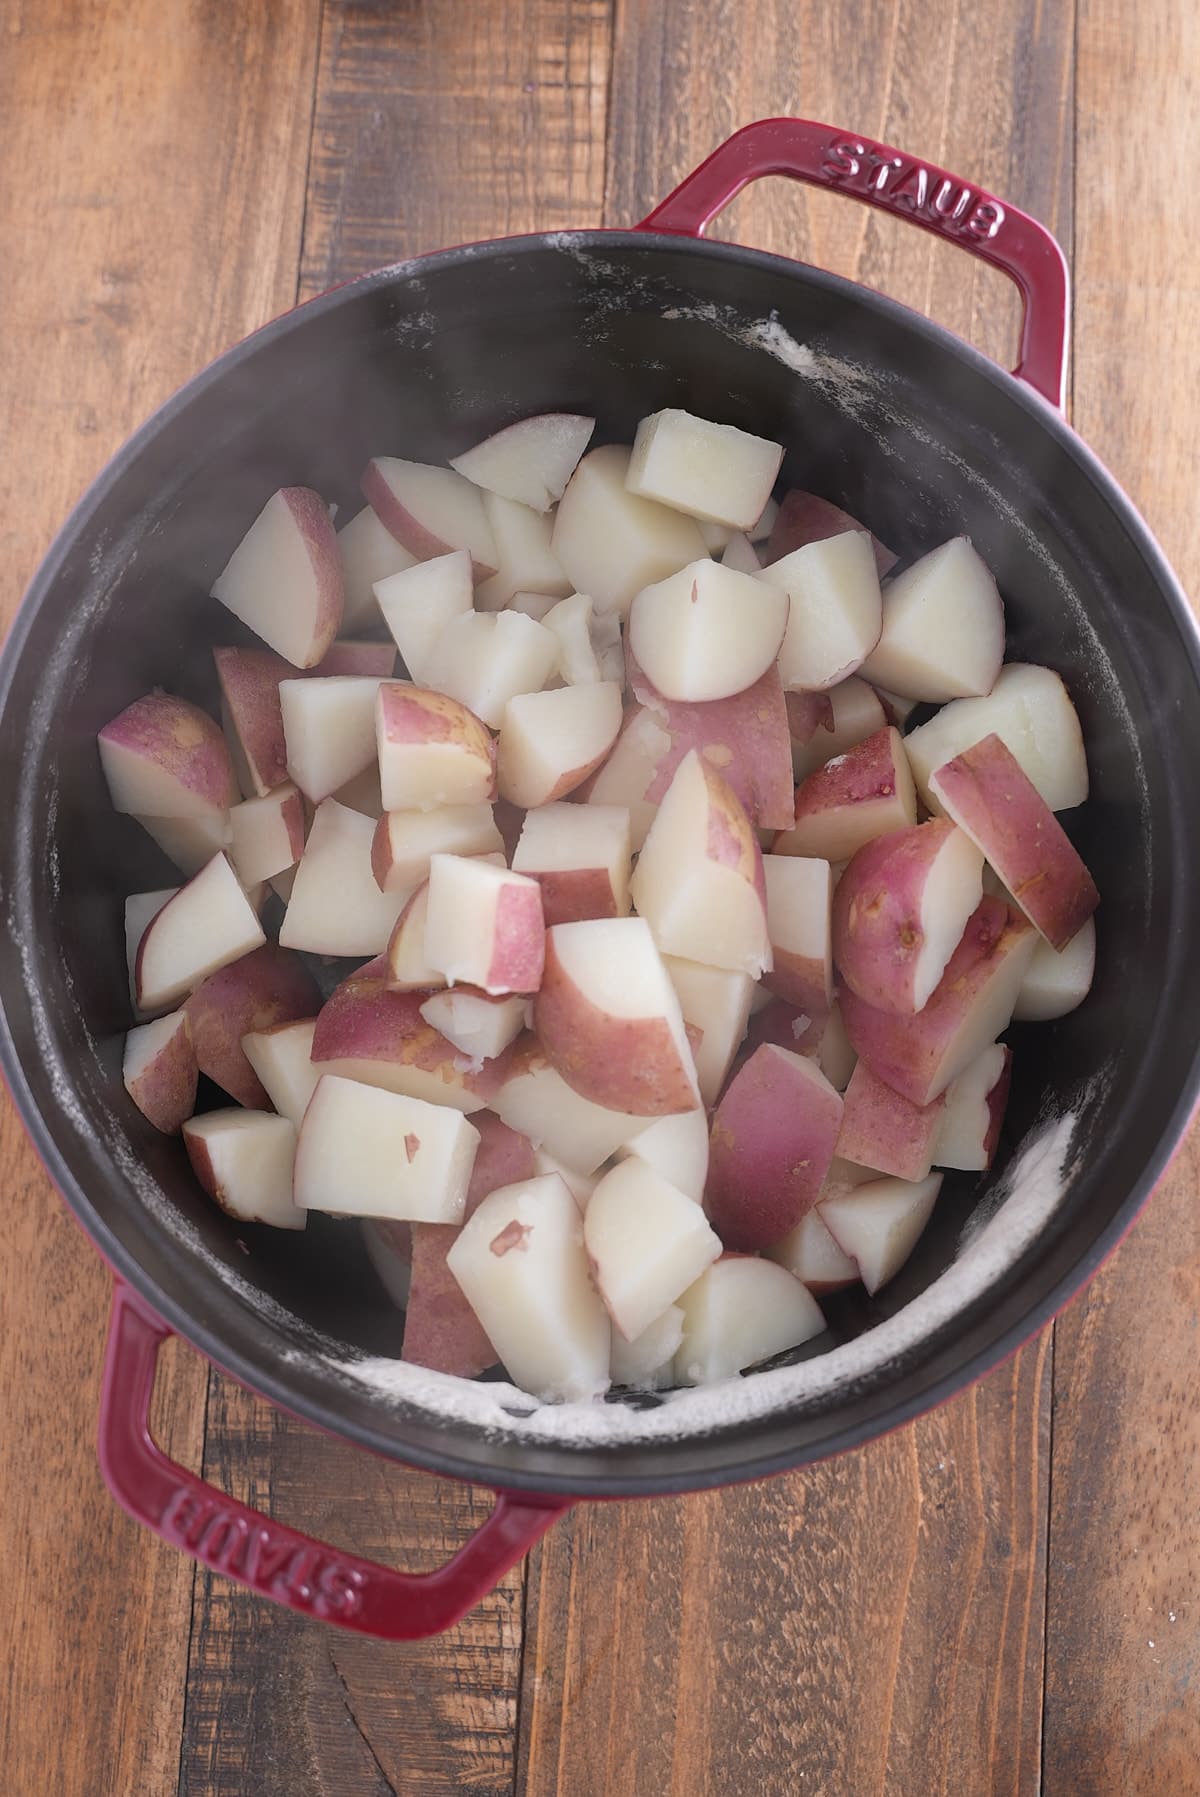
[[105, 404, 1098, 1403]]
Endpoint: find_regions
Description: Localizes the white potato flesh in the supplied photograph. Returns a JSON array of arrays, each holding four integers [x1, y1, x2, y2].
[[449, 412, 595, 512], [750, 494, 779, 543], [373, 549, 473, 681], [474, 491, 572, 610], [123, 1008, 196, 1134], [551, 444, 708, 618], [531, 1147, 602, 1211], [615, 1108, 709, 1201], [542, 592, 603, 684], [375, 682, 496, 812], [610, 1305, 685, 1390], [1013, 916, 1097, 1021], [628, 558, 789, 702], [660, 955, 755, 1107], [280, 798, 407, 956], [337, 504, 417, 631], [904, 662, 1089, 813], [792, 675, 888, 781], [512, 802, 632, 922], [630, 751, 771, 978], [425, 610, 559, 728], [700, 519, 734, 552], [385, 882, 445, 990], [295, 1075, 480, 1222], [419, 988, 528, 1061], [136, 854, 266, 1012], [720, 531, 762, 575], [767, 531, 883, 691], [582, 706, 670, 849], [766, 1208, 859, 1291], [934, 1043, 1009, 1170], [334, 761, 385, 818], [279, 675, 385, 802], [371, 803, 502, 893], [626, 409, 784, 528], [507, 588, 558, 621], [819, 1172, 942, 1294], [183, 1109, 303, 1229], [817, 1002, 858, 1091], [210, 487, 343, 668], [445, 1174, 611, 1401], [241, 1017, 320, 1126], [125, 888, 179, 1018], [762, 855, 833, 1014], [674, 1258, 825, 1385], [424, 854, 545, 994], [584, 1158, 721, 1341], [860, 538, 1004, 702], [494, 1051, 650, 1172], [497, 681, 623, 808], [228, 783, 304, 886], [137, 811, 232, 879], [362, 1220, 413, 1308], [360, 457, 499, 576]]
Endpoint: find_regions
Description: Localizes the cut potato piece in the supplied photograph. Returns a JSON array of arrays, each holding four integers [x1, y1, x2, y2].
[[610, 1305, 685, 1389], [211, 487, 343, 668], [534, 918, 699, 1116], [531, 1148, 601, 1212], [630, 657, 795, 832], [721, 531, 762, 574], [100, 692, 234, 820], [445, 1173, 611, 1401], [183, 941, 319, 1109], [840, 897, 1036, 1104], [767, 489, 898, 576], [761, 854, 833, 1015], [625, 408, 783, 528], [836, 1059, 945, 1182], [818, 1002, 858, 1091], [296, 1075, 480, 1221], [579, 704, 670, 850], [906, 662, 1089, 814], [425, 609, 559, 726], [360, 457, 498, 579], [628, 558, 789, 703], [705, 1045, 844, 1250], [497, 680, 623, 808], [551, 444, 708, 618], [660, 955, 755, 1107], [929, 734, 1099, 950], [542, 592, 603, 685], [791, 675, 888, 783], [861, 537, 1004, 702], [425, 854, 545, 995], [766, 531, 883, 692], [373, 549, 473, 682], [511, 802, 632, 925], [280, 798, 407, 956], [832, 820, 984, 1015], [311, 958, 494, 1112], [766, 1208, 859, 1293], [228, 783, 305, 886], [449, 412, 595, 512], [585, 1158, 721, 1340], [1013, 917, 1096, 1022], [474, 491, 571, 611], [337, 503, 417, 631], [214, 646, 293, 797], [385, 881, 445, 991], [493, 1036, 650, 1172], [279, 674, 385, 803], [376, 682, 496, 811], [775, 726, 916, 864], [125, 888, 179, 1019], [820, 1173, 942, 1294], [241, 1017, 320, 1127], [674, 1258, 825, 1384], [934, 1043, 1012, 1171], [631, 751, 771, 978], [123, 1010, 197, 1134], [419, 988, 528, 1062], [370, 803, 503, 894], [135, 853, 266, 1012], [183, 1109, 303, 1229], [615, 1106, 709, 1202], [136, 810, 233, 880]]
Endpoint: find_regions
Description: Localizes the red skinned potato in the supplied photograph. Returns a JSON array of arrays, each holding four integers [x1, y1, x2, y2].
[[904, 662, 1088, 814], [774, 725, 916, 864], [761, 854, 833, 1015], [551, 443, 708, 619], [125, 888, 178, 1019], [705, 1045, 844, 1251], [625, 408, 783, 529], [99, 692, 234, 820], [767, 488, 898, 576], [767, 1205, 860, 1293], [419, 988, 528, 1063], [122, 1010, 197, 1134], [214, 646, 294, 797], [578, 703, 671, 850], [660, 955, 755, 1108], [183, 943, 319, 1109], [401, 1112, 535, 1377], [929, 733, 1099, 951], [628, 558, 789, 703], [183, 1110, 303, 1229], [376, 682, 497, 812], [385, 880, 446, 992], [630, 750, 772, 979], [211, 487, 343, 668], [511, 802, 632, 924], [135, 854, 266, 1012], [449, 412, 595, 512], [861, 537, 1004, 703], [934, 1043, 1012, 1171], [628, 651, 795, 832], [310, 956, 501, 1113], [280, 798, 408, 957], [425, 855, 545, 996], [674, 1256, 825, 1384], [360, 456, 498, 579], [371, 803, 503, 895], [496, 681, 623, 808], [241, 1017, 320, 1126], [832, 820, 985, 1016], [785, 689, 835, 748], [791, 675, 887, 783], [492, 1034, 651, 1173], [228, 782, 305, 886], [534, 918, 699, 1117], [836, 1059, 945, 1183], [840, 897, 1037, 1104], [820, 1172, 942, 1294], [739, 995, 824, 1065]]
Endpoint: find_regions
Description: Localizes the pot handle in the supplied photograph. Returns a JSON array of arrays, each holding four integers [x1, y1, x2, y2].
[[636, 117, 1070, 409], [98, 1283, 571, 1639]]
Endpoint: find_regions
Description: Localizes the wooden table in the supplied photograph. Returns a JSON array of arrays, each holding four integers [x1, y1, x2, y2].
[[3, 3, 1197, 1792]]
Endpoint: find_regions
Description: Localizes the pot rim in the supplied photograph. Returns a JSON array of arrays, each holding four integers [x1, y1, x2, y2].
[[5, 226, 1199, 1496]]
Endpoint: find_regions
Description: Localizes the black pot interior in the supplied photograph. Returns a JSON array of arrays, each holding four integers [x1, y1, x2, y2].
[[3, 234, 1198, 1495]]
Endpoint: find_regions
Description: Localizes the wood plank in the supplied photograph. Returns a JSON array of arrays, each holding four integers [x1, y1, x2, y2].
[[517, 1, 1075, 1790], [1042, 1, 1200, 1789], [0, 4, 321, 1796], [178, 6, 613, 1793]]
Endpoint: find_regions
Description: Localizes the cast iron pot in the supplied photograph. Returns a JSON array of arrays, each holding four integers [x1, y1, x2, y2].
[[4, 119, 1199, 1640]]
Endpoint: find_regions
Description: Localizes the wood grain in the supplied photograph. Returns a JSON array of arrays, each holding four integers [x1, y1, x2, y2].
[[0, 3, 320, 1795], [1041, 2, 1200, 1789], [516, 3, 1075, 1793], [178, 6, 613, 1794]]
